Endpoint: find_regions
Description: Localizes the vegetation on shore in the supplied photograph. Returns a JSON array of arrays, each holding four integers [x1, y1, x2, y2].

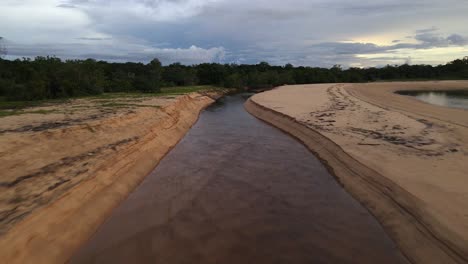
[[0, 56, 467, 102], [0, 85, 221, 118]]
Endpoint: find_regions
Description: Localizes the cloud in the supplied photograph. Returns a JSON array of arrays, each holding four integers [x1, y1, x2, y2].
[[5, 37, 225, 65], [77, 37, 112, 41], [310, 32, 468, 56], [415, 26, 439, 34], [1, 0, 468, 67], [0, 0, 96, 43], [0, 0, 225, 64], [447, 34, 468, 45], [288, 30, 468, 67], [0, 36, 6, 57], [333, 2, 425, 15], [64, 0, 223, 22], [56, 3, 77, 8], [414, 32, 468, 48]]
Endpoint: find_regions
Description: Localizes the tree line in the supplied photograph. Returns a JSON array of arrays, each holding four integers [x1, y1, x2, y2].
[[0, 56, 467, 101]]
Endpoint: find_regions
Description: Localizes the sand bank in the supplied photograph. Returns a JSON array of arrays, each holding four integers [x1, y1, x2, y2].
[[246, 81, 468, 264], [0, 91, 222, 263]]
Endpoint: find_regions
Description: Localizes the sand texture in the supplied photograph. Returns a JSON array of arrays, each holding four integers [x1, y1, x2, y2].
[[246, 81, 468, 264], [0, 91, 221, 263]]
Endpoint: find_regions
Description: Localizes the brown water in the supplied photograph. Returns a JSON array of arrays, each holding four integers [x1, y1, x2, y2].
[[70, 95, 407, 264]]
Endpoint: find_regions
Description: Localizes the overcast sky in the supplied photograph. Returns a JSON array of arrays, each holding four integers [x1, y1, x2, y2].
[[1, 0, 467, 67]]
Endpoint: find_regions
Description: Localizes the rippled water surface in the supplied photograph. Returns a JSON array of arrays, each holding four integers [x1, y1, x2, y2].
[[70, 95, 406, 264], [398, 90, 468, 110]]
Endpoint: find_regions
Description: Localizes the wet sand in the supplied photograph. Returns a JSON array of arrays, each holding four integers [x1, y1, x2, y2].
[[71, 95, 406, 264], [247, 82, 468, 263]]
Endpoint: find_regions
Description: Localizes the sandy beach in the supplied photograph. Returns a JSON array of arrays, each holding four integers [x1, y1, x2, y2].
[[0, 91, 222, 263], [246, 81, 468, 264]]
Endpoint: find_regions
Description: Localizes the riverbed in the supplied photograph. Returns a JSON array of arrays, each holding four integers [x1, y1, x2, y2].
[[70, 95, 406, 264]]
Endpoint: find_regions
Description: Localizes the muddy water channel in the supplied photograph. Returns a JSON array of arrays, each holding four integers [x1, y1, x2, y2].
[[70, 95, 406, 264]]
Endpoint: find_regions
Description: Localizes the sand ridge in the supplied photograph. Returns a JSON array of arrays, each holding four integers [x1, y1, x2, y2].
[[0, 91, 222, 264], [247, 81, 468, 264]]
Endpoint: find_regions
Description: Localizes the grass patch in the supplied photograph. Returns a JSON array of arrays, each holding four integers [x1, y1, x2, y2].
[[26, 109, 58, 115], [99, 102, 161, 109], [0, 110, 22, 118], [93, 86, 223, 99], [0, 99, 46, 110], [0, 85, 223, 112], [0, 109, 58, 118], [0, 97, 70, 110], [159, 85, 221, 95], [90, 93, 156, 100]]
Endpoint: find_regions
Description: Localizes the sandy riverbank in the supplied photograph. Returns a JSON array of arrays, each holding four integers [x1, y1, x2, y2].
[[246, 81, 468, 264], [0, 91, 222, 263]]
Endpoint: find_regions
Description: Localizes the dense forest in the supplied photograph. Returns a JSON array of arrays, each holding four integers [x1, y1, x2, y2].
[[0, 56, 467, 101]]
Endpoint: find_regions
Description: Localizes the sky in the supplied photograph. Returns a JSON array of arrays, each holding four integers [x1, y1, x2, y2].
[[0, 0, 467, 67]]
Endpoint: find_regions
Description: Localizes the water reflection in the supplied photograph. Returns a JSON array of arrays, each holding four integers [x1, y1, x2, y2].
[[204, 96, 226, 112], [398, 90, 468, 110], [206, 93, 254, 112], [70, 95, 406, 264]]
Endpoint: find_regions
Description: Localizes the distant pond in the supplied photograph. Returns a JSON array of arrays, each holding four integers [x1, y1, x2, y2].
[[397, 90, 468, 110]]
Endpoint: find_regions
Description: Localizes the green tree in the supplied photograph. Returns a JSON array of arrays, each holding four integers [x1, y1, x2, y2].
[[147, 58, 162, 92], [224, 73, 244, 89]]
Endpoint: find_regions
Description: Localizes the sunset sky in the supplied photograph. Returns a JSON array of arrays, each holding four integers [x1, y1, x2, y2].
[[1, 0, 467, 67]]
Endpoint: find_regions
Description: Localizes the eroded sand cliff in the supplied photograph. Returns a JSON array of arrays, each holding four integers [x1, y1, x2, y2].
[[0, 91, 221, 263]]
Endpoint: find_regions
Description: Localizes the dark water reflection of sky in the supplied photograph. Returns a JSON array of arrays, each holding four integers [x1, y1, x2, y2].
[[399, 91, 468, 110]]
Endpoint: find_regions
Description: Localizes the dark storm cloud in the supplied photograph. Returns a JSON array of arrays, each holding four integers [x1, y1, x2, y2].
[[447, 34, 468, 45], [413, 32, 468, 47], [6, 40, 225, 65], [1, 0, 468, 67]]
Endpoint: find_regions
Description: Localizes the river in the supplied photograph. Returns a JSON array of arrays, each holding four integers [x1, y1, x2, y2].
[[70, 94, 406, 264]]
